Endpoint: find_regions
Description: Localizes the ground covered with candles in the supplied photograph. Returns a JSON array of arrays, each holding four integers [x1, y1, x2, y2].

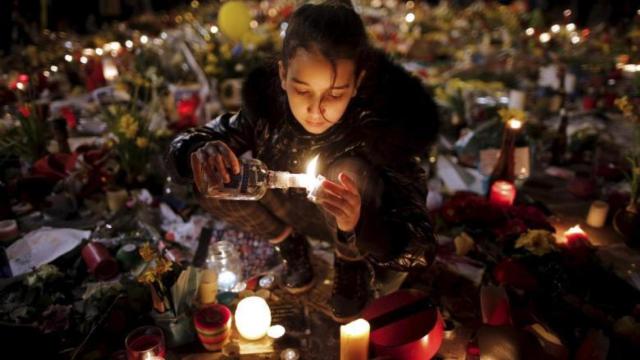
[[3, 0, 640, 359]]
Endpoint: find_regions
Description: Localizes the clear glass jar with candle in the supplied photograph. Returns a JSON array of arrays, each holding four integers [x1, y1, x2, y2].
[[206, 241, 244, 292]]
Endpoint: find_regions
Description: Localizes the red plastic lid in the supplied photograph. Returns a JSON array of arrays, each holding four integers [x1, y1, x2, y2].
[[194, 304, 232, 330], [362, 289, 438, 347]]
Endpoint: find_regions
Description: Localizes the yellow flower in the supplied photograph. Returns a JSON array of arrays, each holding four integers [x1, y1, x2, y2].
[[155, 128, 173, 138], [137, 268, 156, 285], [139, 242, 156, 262], [498, 108, 526, 123], [220, 44, 232, 59], [206, 53, 218, 64], [136, 137, 149, 149], [105, 138, 116, 149], [118, 114, 139, 139], [615, 96, 636, 120], [155, 258, 173, 275], [515, 230, 556, 256]]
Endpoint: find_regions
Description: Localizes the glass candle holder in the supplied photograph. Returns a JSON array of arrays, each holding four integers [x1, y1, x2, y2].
[[125, 325, 166, 360], [206, 240, 244, 292]]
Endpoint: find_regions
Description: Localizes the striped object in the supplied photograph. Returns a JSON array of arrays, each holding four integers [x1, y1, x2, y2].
[[194, 304, 233, 351]]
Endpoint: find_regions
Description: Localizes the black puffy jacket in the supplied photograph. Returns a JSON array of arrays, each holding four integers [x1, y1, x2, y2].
[[167, 50, 439, 271]]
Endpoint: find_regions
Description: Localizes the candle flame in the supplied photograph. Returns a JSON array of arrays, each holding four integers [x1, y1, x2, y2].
[[508, 119, 523, 129], [303, 155, 322, 197], [558, 224, 587, 244], [306, 155, 319, 178], [565, 225, 585, 236], [341, 318, 370, 336]]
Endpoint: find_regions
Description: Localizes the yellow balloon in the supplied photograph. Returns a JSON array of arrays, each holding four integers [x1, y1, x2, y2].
[[218, 1, 252, 42]]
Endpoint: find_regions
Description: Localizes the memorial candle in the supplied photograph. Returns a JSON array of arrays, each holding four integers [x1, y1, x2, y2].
[[562, 225, 589, 244], [489, 181, 517, 207], [340, 319, 370, 360]]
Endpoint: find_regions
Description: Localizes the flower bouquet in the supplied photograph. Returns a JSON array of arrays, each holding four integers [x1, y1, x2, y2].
[[136, 242, 202, 347]]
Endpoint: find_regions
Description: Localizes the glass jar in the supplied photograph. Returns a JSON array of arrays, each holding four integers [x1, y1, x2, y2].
[[206, 240, 244, 292]]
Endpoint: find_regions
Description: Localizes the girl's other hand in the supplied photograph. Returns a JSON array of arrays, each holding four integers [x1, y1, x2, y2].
[[316, 172, 361, 232]]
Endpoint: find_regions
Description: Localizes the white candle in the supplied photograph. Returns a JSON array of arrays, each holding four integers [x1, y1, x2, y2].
[[340, 318, 370, 360], [199, 269, 218, 304], [586, 200, 609, 228], [235, 296, 271, 340], [509, 90, 526, 110], [267, 324, 286, 339], [217, 270, 237, 292]]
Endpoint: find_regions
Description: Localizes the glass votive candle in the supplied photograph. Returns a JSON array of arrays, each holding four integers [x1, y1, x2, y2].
[[206, 240, 244, 292], [125, 325, 166, 360]]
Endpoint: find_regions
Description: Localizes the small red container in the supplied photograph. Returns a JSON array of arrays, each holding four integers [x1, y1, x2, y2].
[[362, 289, 444, 360], [81, 242, 119, 280], [194, 304, 232, 351]]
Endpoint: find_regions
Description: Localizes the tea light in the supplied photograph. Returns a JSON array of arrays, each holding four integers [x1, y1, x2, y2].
[[586, 200, 609, 228], [267, 324, 286, 339], [280, 348, 300, 360], [340, 318, 370, 360], [235, 296, 271, 340], [489, 181, 517, 207], [218, 270, 237, 292]]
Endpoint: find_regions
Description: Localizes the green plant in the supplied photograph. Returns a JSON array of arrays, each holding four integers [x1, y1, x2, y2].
[[0, 104, 50, 163]]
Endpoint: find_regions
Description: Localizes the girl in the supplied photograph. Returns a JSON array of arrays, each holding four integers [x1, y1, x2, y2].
[[168, 1, 438, 322]]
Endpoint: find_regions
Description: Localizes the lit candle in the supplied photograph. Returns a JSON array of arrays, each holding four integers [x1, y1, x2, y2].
[[489, 181, 517, 207], [199, 269, 218, 305], [586, 200, 609, 228], [562, 225, 589, 246], [340, 318, 370, 360], [235, 296, 271, 340], [304, 155, 325, 202], [217, 270, 237, 292], [267, 324, 286, 339], [102, 58, 119, 81]]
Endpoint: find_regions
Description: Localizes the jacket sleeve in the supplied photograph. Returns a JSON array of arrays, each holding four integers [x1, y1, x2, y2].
[[357, 160, 437, 272], [166, 111, 259, 183]]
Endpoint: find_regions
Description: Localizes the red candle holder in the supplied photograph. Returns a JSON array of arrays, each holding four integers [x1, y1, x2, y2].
[[194, 304, 232, 351], [125, 325, 166, 360], [489, 181, 517, 207], [561, 225, 590, 247], [81, 242, 119, 280]]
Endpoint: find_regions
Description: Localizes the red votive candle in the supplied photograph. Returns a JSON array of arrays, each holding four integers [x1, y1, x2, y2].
[[561, 225, 589, 247], [489, 181, 517, 207], [125, 325, 166, 360], [81, 242, 119, 280]]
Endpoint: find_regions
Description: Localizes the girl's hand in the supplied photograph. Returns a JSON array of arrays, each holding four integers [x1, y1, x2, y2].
[[317, 172, 361, 232], [190, 141, 240, 194]]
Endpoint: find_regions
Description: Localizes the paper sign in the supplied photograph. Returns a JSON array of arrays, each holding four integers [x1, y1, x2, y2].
[[7, 227, 90, 276]]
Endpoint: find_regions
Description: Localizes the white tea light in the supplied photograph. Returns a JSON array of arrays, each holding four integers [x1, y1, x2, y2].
[[235, 296, 271, 340], [267, 324, 286, 339], [218, 270, 237, 292]]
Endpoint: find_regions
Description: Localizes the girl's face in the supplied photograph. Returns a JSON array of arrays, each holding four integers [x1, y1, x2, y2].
[[279, 48, 363, 134]]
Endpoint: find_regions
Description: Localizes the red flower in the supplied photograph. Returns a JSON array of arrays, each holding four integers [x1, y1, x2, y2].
[[19, 105, 31, 118], [440, 192, 503, 225], [509, 205, 554, 231], [493, 218, 527, 239], [494, 258, 538, 292]]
